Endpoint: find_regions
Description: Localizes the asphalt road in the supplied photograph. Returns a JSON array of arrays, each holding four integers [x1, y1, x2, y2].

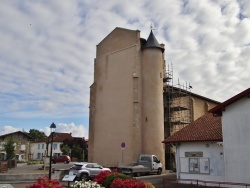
[[0, 163, 177, 188]]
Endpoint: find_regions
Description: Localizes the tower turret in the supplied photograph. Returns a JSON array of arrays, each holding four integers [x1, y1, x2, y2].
[[141, 30, 165, 167]]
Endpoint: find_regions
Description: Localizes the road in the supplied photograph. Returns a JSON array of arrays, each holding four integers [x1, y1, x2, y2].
[[0, 163, 177, 188]]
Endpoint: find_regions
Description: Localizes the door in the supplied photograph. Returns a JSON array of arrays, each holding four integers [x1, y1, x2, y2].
[[152, 156, 161, 170]]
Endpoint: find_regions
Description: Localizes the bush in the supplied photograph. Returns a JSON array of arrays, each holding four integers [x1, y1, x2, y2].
[[110, 178, 146, 188], [93, 170, 112, 185], [103, 173, 131, 188], [72, 180, 104, 188], [145, 182, 155, 188], [26, 176, 63, 188], [27, 161, 43, 165]]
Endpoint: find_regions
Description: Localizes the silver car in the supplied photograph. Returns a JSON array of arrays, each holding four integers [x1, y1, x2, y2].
[[69, 162, 111, 180]]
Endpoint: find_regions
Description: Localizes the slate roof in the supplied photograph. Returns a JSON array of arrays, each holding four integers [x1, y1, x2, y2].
[[163, 113, 222, 143], [209, 87, 250, 116], [143, 30, 164, 52]]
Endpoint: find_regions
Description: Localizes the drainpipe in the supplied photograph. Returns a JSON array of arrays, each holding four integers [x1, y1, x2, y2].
[[175, 143, 181, 179]]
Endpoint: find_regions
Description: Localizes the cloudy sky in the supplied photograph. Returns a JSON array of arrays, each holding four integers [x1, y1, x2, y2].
[[1, 0, 249, 138]]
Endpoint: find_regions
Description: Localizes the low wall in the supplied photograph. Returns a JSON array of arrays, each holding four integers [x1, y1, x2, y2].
[[0, 173, 45, 182], [0, 169, 69, 182]]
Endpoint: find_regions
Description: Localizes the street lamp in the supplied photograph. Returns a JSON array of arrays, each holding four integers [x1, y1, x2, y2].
[[49, 122, 56, 180]]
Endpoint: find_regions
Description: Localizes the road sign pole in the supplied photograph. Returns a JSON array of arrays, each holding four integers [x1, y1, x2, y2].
[[122, 149, 123, 164], [121, 142, 125, 164]]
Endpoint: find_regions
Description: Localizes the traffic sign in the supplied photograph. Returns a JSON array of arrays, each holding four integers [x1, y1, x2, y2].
[[121, 142, 125, 149]]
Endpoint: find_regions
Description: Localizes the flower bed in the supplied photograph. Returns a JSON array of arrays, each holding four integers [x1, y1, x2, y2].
[[27, 170, 155, 188]]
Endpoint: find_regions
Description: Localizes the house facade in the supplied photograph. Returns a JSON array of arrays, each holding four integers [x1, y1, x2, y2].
[[210, 87, 250, 183], [164, 87, 250, 184], [30, 132, 88, 161], [0, 131, 33, 161], [30, 132, 73, 160], [163, 113, 224, 181]]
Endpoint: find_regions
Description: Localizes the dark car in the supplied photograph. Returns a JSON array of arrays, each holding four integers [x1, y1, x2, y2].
[[52, 155, 71, 164]]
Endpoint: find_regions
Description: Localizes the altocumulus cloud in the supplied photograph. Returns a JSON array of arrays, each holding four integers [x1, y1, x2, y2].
[[44, 123, 88, 138], [0, 0, 250, 135]]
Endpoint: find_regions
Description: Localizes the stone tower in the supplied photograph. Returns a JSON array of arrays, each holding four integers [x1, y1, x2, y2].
[[88, 27, 165, 167]]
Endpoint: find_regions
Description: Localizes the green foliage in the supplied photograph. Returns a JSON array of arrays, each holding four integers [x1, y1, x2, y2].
[[61, 138, 88, 161], [72, 144, 83, 161], [28, 129, 47, 140], [61, 144, 70, 155], [27, 161, 44, 165], [4, 137, 15, 160], [103, 173, 131, 188]]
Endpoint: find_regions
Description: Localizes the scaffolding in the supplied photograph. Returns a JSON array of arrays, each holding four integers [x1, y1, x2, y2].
[[163, 64, 193, 170]]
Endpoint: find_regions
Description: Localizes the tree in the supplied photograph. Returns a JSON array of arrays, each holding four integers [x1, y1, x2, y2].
[[28, 129, 46, 140], [60, 138, 88, 161], [61, 144, 70, 155], [72, 144, 83, 161], [4, 137, 15, 160]]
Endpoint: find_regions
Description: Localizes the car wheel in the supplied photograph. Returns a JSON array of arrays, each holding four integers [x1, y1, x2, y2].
[[64, 161, 67, 164], [81, 173, 89, 181], [157, 168, 162, 175]]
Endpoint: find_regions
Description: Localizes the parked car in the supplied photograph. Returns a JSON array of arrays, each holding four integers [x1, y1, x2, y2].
[[69, 162, 111, 180], [52, 155, 71, 164]]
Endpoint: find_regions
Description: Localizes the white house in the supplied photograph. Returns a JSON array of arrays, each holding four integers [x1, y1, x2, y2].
[[209, 87, 250, 184], [163, 87, 250, 184], [31, 132, 73, 160], [163, 113, 224, 182]]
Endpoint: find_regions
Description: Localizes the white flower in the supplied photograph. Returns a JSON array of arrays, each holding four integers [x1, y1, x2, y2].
[[72, 180, 104, 188]]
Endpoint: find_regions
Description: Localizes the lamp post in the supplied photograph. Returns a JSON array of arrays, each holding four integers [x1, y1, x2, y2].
[[49, 122, 56, 180]]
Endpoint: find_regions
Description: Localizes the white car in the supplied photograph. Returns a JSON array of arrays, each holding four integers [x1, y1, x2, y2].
[[69, 162, 111, 180]]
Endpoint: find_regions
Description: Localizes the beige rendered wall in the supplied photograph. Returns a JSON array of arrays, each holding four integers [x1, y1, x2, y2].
[[89, 28, 142, 167], [192, 96, 219, 121], [141, 48, 165, 166], [97, 28, 140, 57]]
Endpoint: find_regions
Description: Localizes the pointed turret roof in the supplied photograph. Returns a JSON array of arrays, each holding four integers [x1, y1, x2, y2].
[[143, 30, 164, 52]]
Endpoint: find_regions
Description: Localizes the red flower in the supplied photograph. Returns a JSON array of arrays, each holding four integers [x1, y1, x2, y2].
[[110, 178, 146, 188], [26, 176, 63, 188], [93, 170, 112, 185]]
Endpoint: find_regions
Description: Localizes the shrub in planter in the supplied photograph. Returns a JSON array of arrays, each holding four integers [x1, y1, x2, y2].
[[93, 170, 112, 185], [72, 180, 104, 188], [110, 178, 146, 188], [26, 176, 63, 188], [145, 182, 155, 188], [103, 173, 131, 188]]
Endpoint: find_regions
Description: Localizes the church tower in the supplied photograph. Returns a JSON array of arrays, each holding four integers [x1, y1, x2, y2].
[[88, 27, 165, 168]]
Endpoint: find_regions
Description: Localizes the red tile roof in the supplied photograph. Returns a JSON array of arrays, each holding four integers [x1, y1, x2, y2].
[[33, 132, 73, 143], [163, 113, 222, 143], [50, 132, 73, 142], [209, 87, 250, 116]]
